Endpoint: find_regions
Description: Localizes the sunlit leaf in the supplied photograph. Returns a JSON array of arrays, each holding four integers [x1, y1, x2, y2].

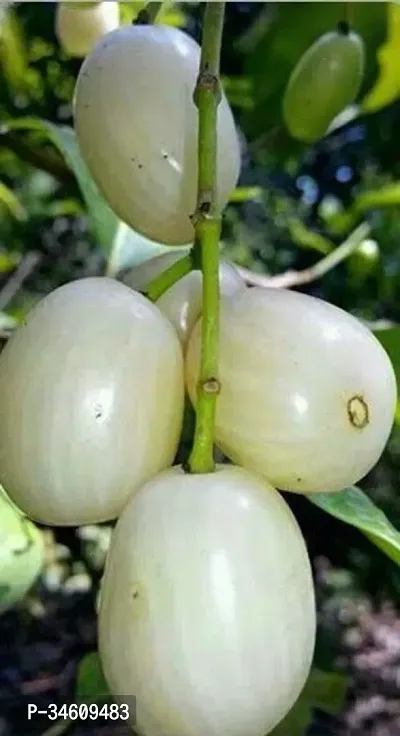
[[0, 182, 26, 221], [362, 3, 400, 112], [309, 486, 400, 566], [0, 485, 44, 613], [106, 221, 184, 276]]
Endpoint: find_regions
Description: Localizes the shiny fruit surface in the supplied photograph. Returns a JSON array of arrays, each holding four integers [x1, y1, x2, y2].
[[186, 287, 397, 493], [123, 252, 244, 345], [73, 24, 241, 245], [99, 464, 316, 736], [0, 278, 184, 525]]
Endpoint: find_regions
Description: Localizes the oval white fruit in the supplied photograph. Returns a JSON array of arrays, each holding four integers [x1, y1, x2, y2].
[[0, 277, 184, 526], [186, 287, 397, 493], [73, 25, 241, 245], [123, 252, 244, 345], [99, 464, 316, 736], [0, 486, 44, 613], [56, 2, 120, 58]]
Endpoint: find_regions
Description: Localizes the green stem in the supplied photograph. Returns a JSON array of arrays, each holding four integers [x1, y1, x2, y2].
[[187, 2, 226, 475], [145, 253, 193, 301], [135, 2, 162, 24]]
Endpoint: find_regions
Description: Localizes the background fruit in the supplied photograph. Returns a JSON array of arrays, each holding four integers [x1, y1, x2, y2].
[[0, 277, 184, 526], [73, 24, 241, 245], [0, 487, 43, 613], [55, 2, 120, 58], [99, 464, 316, 736], [122, 252, 244, 346], [283, 28, 365, 142], [186, 287, 397, 493]]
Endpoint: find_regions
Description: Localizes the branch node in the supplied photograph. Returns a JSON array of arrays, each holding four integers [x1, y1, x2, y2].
[[194, 73, 221, 107], [199, 377, 221, 395]]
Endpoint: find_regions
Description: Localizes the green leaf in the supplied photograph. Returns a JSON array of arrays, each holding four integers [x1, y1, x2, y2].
[[75, 652, 110, 703], [373, 324, 400, 423], [309, 486, 400, 566], [42, 123, 118, 251], [362, 3, 400, 112], [105, 221, 186, 277], [0, 182, 26, 221], [373, 325, 400, 390], [271, 669, 348, 736], [4, 118, 174, 271], [0, 486, 44, 613]]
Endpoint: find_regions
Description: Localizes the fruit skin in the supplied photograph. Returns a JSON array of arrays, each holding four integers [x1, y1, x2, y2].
[[0, 277, 184, 526], [123, 252, 244, 346], [56, 2, 120, 58], [0, 486, 43, 613], [283, 29, 365, 142], [73, 25, 241, 245], [186, 287, 397, 493], [99, 464, 316, 736]]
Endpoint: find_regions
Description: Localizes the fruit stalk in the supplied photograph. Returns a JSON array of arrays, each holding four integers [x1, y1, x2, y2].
[[187, 1, 226, 474], [135, 2, 162, 25], [145, 253, 192, 301]]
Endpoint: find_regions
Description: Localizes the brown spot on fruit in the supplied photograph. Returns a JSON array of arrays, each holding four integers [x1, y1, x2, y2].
[[347, 394, 369, 429]]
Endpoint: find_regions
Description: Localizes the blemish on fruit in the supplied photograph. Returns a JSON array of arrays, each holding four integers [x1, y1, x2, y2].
[[130, 582, 148, 619], [347, 394, 369, 430], [94, 403, 103, 419]]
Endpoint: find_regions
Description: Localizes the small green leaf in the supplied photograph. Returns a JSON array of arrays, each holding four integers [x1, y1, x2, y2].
[[0, 182, 26, 221], [75, 652, 110, 703], [271, 669, 348, 736], [309, 486, 400, 566]]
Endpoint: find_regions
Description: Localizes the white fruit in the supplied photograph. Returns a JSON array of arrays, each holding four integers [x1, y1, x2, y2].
[[73, 25, 241, 245], [186, 287, 397, 493], [0, 486, 44, 613], [99, 464, 316, 736], [56, 2, 120, 58], [0, 278, 184, 526], [123, 252, 244, 346]]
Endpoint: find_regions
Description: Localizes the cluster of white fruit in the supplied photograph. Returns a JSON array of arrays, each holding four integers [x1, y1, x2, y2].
[[0, 21, 396, 736]]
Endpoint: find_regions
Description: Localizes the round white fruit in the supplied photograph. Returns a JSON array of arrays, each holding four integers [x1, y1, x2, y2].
[[99, 464, 316, 736], [186, 287, 397, 493], [0, 486, 44, 613], [0, 278, 184, 526], [56, 2, 120, 58], [73, 24, 241, 245], [123, 252, 244, 346]]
